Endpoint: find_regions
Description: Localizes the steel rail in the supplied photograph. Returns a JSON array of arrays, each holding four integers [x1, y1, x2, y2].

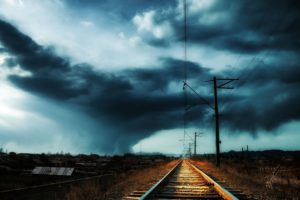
[[139, 160, 182, 200], [188, 161, 239, 200], [136, 159, 239, 200]]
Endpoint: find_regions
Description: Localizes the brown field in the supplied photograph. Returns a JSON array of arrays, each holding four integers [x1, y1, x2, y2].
[[1, 151, 300, 200], [192, 150, 300, 200], [0, 152, 175, 200]]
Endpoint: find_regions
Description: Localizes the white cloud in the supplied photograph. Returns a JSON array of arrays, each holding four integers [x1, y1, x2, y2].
[[80, 20, 94, 27], [133, 10, 173, 40], [133, 10, 156, 33], [154, 22, 173, 39], [188, 0, 216, 14], [118, 31, 125, 39], [0, 66, 32, 79], [3, 0, 24, 6], [0, 0, 165, 70], [0, 54, 6, 64]]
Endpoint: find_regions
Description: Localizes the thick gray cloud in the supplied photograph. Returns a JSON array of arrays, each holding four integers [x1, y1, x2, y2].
[[64, 0, 177, 21], [0, 19, 211, 153], [0, 0, 300, 153], [222, 57, 300, 132], [0, 47, 6, 53], [135, 0, 300, 53]]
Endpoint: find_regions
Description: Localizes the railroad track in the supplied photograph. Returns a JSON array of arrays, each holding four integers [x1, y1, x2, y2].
[[124, 160, 243, 200]]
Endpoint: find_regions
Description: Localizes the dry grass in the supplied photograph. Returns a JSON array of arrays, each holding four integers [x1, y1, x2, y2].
[[103, 160, 178, 199], [65, 181, 105, 200], [63, 160, 178, 200], [192, 156, 300, 200]]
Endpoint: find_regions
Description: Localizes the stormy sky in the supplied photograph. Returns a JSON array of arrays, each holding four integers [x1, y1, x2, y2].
[[0, 0, 299, 154]]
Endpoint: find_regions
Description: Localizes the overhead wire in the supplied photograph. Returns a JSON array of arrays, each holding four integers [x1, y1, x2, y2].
[[182, 0, 188, 156]]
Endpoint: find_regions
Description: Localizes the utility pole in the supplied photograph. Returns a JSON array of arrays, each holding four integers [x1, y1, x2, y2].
[[213, 77, 220, 166], [184, 73, 237, 166], [188, 143, 192, 158], [194, 132, 203, 156], [179, 135, 193, 158], [211, 77, 238, 167], [194, 132, 197, 156]]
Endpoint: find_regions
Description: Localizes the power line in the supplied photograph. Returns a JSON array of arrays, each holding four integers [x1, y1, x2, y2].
[[183, 81, 214, 110], [184, 0, 187, 82], [182, 0, 188, 156]]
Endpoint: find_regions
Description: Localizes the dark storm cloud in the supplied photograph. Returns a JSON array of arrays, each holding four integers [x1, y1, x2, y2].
[[0, 47, 6, 53], [221, 56, 300, 133], [1, 0, 300, 152], [0, 19, 211, 153], [140, 0, 300, 54], [3, 57, 17, 67], [125, 58, 208, 91], [65, 0, 176, 21]]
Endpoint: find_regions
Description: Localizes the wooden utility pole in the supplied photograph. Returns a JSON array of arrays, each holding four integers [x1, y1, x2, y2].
[[194, 132, 197, 156], [184, 75, 237, 166], [211, 77, 238, 167], [188, 143, 192, 158], [194, 132, 203, 156], [213, 77, 220, 166]]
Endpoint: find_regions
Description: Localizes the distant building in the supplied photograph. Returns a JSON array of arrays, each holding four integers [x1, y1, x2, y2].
[[32, 167, 74, 176]]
